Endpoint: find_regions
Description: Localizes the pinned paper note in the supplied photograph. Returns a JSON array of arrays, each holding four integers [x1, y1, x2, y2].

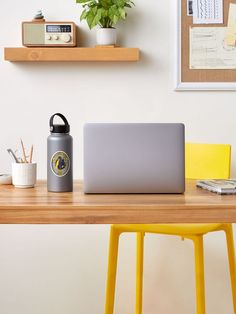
[[190, 27, 236, 69], [225, 3, 236, 46], [228, 3, 236, 27], [193, 0, 223, 24]]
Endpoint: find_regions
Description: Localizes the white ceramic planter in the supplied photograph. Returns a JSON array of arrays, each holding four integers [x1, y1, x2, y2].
[[96, 28, 117, 46], [12, 163, 37, 188]]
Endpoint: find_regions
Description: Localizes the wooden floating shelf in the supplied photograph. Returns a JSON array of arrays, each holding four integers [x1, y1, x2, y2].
[[4, 47, 140, 62]]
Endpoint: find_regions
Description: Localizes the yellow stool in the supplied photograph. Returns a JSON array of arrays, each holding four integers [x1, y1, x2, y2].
[[105, 143, 236, 314]]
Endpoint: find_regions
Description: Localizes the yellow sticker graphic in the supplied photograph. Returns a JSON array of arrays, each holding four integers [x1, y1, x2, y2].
[[51, 151, 70, 177]]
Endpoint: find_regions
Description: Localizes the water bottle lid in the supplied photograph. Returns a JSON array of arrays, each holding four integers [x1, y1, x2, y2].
[[49, 113, 70, 134]]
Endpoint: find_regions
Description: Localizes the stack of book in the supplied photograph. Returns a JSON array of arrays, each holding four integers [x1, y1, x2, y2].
[[196, 179, 236, 195]]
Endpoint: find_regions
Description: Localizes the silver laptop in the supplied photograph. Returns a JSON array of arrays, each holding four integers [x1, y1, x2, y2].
[[83, 123, 185, 193]]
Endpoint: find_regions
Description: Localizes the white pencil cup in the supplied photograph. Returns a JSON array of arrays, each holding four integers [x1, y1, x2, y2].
[[12, 163, 37, 188]]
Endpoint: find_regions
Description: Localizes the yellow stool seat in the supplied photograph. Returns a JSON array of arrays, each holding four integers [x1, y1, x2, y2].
[[105, 143, 236, 314]]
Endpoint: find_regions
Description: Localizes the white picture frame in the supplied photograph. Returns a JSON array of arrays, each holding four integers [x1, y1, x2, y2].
[[175, 0, 236, 91]]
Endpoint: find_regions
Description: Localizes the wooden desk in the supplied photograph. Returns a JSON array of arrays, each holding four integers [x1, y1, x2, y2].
[[0, 180, 236, 224]]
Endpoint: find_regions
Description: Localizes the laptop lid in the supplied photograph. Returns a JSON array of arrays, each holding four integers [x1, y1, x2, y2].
[[83, 123, 185, 193]]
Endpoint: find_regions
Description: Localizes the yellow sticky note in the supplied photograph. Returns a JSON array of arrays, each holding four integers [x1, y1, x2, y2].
[[225, 33, 236, 46]]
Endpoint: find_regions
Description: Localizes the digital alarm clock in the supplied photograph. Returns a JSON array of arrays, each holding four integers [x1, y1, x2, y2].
[[22, 21, 77, 47]]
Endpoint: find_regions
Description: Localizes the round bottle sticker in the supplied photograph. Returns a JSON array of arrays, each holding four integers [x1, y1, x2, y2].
[[51, 151, 70, 177]]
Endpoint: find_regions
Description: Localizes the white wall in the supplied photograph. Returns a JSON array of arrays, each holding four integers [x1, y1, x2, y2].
[[0, 0, 235, 313]]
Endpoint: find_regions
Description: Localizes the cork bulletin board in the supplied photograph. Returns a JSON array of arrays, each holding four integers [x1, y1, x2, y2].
[[175, 0, 236, 90]]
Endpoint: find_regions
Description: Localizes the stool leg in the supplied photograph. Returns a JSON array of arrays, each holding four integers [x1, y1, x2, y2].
[[224, 224, 236, 313], [105, 226, 121, 314], [193, 235, 206, 314], [135, 232, 145, 314]]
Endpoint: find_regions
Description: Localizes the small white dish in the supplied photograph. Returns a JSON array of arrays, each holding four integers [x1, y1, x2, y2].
[[0, 174, 12, 185]]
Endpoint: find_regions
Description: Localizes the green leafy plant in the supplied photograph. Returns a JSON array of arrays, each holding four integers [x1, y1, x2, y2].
[[76, 0, 135, 29]]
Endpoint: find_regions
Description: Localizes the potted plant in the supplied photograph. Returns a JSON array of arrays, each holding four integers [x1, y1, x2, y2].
[[76, 0, 135, 46]]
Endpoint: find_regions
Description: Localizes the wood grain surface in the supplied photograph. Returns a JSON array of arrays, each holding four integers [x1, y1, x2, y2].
[[181, 0, 236, 82], [0, 180, 236, 224], [4, 47, 140, 62]]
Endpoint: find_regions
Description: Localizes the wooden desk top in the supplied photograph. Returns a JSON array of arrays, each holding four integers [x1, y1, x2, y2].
[[0, 180, 236, 224]]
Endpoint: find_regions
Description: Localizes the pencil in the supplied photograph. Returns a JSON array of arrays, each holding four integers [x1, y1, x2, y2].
[[29, 145, 33, 163], [20, 139, 27, 163]]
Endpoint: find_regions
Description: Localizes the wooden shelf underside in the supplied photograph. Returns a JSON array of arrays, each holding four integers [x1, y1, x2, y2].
[[4, 47, 140, 62]]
